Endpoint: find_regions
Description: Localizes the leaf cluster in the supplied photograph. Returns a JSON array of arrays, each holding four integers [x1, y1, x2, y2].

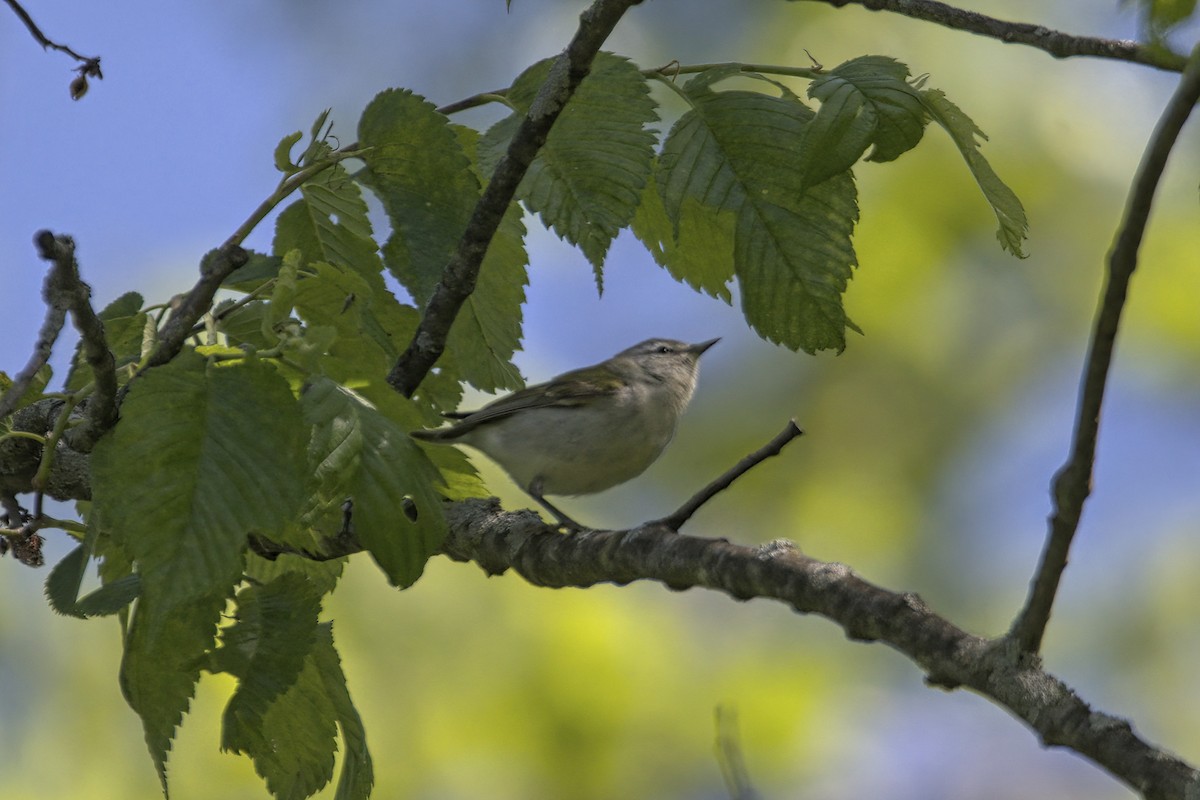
[[7, 48, 1027, 800]]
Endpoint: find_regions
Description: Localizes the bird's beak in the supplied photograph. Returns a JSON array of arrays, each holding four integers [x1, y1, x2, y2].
[[690, 338, 720, 356]]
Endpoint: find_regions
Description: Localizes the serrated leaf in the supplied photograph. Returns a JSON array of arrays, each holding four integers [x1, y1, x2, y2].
[[631, 174, 734, 303], [479, 52, 658, 288], [659, 84, 860, 352], [358, 89, 524, 392], [65, 292, 147, 391], [289, 150, 385, 286], [229, 649, 338, 800], [223, 250, 284, 291], [218, 575, 331, 798], [358, 89, 479, 304], [444, 205, 526, 391], [213, 299, 275, 351], [290, 261, 417, 386], [800, 56, 927, 189], [302, 378, 446, 587], [91, 350, 308, 791], [46, 543, 141, 618], [920, 89, 1028, 257], [313, 624, 374, 800]]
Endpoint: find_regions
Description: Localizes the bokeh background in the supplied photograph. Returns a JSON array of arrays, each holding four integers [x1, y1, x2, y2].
[[2, 1, 1199, 798]]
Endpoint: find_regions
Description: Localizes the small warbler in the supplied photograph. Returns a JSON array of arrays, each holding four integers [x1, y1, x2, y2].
[[412, 337, 718, 530]]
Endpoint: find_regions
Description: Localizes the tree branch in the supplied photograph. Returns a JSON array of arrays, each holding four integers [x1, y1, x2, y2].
[[146, 150, 363, 369], [387, 0, 646, 398], [5, 0, 103, 96], [796, 0, 1188, 72], [31, 231, 118, 450], [1009, 43, 1200, 654], [0, 278, 67, 423], [655, 420, 803, 531], [439, 497, 1200, 799]]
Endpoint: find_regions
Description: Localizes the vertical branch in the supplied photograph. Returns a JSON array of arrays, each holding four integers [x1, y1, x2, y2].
[[32, 231, 118, 449], [387, 0, 645, 398], [1009, 44, 1200, 654]]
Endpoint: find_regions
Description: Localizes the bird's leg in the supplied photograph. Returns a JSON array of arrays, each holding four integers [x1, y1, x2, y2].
[[527, 476, 586, 532]]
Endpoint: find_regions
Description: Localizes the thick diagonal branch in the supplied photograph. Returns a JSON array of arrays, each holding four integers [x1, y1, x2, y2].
[[440, 497, 1200, 799], [800, 0, 1187, 72], [1009, 44, 1200, 654], [387, 0, 645, 397]]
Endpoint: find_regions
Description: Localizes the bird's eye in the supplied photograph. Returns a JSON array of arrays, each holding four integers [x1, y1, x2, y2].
[[656, 345, 673, 354]]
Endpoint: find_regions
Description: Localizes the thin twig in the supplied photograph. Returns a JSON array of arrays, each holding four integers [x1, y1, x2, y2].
[[1009, 43, 1200, 654], [146, 148, 365, 369], [387, 0, 646, 397], [32, 231, 117, 449], [0, 293, 66, 422], [656, 420, 804, 531], [801, 0, 1187, 72], [5, 0, 102, 99]]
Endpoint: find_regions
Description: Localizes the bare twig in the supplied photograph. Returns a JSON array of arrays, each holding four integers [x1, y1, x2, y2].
[[0, 290, 66, 422], [437, 497, 1200, 798], [32, 231, 117, 449], [1009, 43, 1200, 654], [5, 0, 103, 95], [387, 0, 646, 397], [800, 0, 1187, 72], [655, 420, 804, 531]]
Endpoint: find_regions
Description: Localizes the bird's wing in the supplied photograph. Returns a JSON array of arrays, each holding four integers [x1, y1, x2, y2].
[[450, 367, 623, 427]]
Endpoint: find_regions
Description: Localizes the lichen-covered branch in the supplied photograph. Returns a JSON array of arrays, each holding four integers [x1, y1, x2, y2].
[[439, 497, 1200, 800], [32, 231, 117, 449]]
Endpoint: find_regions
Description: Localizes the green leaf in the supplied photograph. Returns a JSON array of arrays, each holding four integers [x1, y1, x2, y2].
[[800, 56, 926, 188], [1125, 0, 1199, 36], [444, 204, 527, 391], [218, 575, 333, 799], [213, 299, 275, 351], [479, 52, 658, 289], [229, 652, 338, 800], [659, 81, 860, 352], [45, 543, 140, 618], [920, 89, 1029, 257], [302, 377, 446, 587], [91, 350, 308, 791], [290, 260, 418, 386], [65, 292, 147, 391], [296, 152, 385, 285], [314, 624, 374, 800], [223, 250, 284, 291], [631, 173, 734, 303], [274, 130, 304, 174], [358, 89, 479, 304], [358, 88, 524, 392]]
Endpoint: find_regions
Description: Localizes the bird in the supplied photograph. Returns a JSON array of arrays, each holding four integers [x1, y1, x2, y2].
[[411, 337, 719, 530]]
